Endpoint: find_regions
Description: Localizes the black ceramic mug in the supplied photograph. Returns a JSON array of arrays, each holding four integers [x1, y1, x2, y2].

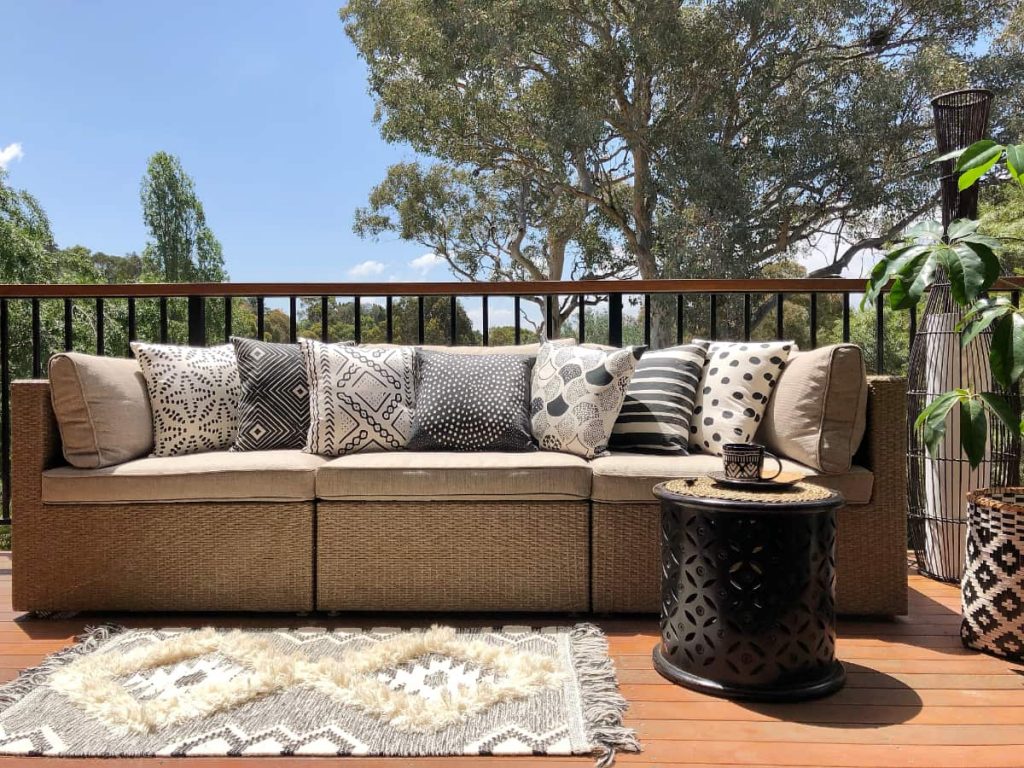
[[722, 443, 782, 481]]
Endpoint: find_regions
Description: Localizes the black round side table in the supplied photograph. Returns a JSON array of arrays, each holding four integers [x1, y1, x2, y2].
[[652, 477, 845, 701]]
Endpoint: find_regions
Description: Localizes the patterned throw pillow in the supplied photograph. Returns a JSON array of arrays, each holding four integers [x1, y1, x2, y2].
[[689, 340, 794, 456], [301, 340, 415, 456], [408, 350, 536, 452], [610, 342, 708, 454], [231, 338, 354, 451], [130, 342, 241, 457], [530, 342, 644, 459]]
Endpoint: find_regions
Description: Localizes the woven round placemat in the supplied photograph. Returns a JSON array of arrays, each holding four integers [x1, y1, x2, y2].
[[661, 476, 840, 504]]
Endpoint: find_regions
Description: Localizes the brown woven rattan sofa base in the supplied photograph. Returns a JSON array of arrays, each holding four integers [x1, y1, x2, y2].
[[10, 376, 908, 617]]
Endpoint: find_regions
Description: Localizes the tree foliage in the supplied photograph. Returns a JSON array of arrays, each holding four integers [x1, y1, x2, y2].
[[343, 0, 1017, 297], [140, 151, 225, 283]]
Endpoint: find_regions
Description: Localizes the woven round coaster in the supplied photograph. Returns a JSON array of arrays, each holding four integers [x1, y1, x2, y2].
[[662, 476, 840, 504]]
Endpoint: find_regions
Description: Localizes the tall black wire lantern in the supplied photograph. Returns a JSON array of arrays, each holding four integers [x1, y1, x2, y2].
[[907, 89, 1020, 582]]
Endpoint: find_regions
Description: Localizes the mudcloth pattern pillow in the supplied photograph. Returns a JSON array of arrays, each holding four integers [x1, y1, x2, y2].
[[130, 342, 241, 457], [689, 340, 793, 456], [610, 342, 708, 454], [408, 350, 536, 452], [231, 337, 346, 451], [301, 340, 415, 456], [530, 342, 644, 459]]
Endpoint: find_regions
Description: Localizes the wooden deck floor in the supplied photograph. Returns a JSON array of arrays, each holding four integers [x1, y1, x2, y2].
[[0, 553, 1020, 767]]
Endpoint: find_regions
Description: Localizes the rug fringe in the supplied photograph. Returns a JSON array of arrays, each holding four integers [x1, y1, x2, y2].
[[0, 623, 124, 712], [569, 622, 641, 767]]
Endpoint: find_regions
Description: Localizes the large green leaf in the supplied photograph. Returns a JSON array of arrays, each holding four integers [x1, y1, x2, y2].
[[906, 220, 944, 241], [915, 390, 961, 456], [946, 218, 981, 240], [955, 140, 1000, 171], [861, 243, 927, 309], [889, 249, 939, 309], [978, 392, 1020, 434], [990, 312, 1024, 389], [1007, 144, 1024, 188], [960, 398, 988, 467], [944, 243, 992, 305], [959, 298, 1014, 348], [958, 144, 1003, 190]]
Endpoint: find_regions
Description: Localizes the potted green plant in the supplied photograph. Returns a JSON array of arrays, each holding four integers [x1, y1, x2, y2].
[[864, 139, 1024, 660]]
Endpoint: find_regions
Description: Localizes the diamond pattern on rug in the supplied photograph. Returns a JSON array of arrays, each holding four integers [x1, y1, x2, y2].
[[0, 625, 639, 763]]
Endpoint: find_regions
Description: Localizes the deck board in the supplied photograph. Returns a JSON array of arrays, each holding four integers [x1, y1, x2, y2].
[[0, 553, 1020, 766]]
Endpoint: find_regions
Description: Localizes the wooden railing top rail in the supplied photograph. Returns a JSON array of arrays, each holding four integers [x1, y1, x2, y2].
[[1, 277, 1021, 298]]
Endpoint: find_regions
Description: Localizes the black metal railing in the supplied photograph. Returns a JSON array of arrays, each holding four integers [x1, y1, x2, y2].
[[0, 277, 941, 526]]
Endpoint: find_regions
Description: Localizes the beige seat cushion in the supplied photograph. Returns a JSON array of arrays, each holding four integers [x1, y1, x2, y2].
[[589, 452, 874, 505], [316, 451, 592, 501], [757, 344, 868, 474], [48, 353, 154, 468], [43, 450, 325, 503]]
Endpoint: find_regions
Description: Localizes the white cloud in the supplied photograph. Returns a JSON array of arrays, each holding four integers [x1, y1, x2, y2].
[[0, 142, 24, 170], [348, 260, 386, 278], [409, 252, 445, 274]]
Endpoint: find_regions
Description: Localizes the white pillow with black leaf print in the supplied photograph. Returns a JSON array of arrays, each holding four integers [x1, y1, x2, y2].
[[688, 339, 794, 456], [131, 342, 242, 457]]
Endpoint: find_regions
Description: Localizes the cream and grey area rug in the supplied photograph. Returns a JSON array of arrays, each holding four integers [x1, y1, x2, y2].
[[0, 623, 638, 765]]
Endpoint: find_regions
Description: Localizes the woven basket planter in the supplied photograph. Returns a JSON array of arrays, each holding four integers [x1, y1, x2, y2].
[[961, 488, 1024, 661]]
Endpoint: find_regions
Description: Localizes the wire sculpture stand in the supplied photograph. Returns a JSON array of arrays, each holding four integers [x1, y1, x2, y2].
[[906, 88, 1020, 583]]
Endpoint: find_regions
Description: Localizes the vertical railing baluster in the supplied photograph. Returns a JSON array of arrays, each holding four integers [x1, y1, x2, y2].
[[385, 296, 394, 343], [159, 298, 168, 343], [709, 294, 718, 340], [809, 293, 818, 349], [321, 296, 329, 342], [1, 299, 9, 524], [187, 295, 205, 346], [354, 296, 362, 343], [31, 298, 41, 379], [842, 293, 851, 343], [95, 298, 105, 355], [776, 293, 784, 339], [482, 296, 489, 346], [256, 297, 265, 341], [676, 294, 684, 344], [608, 293, 623, 347], [876, 295, 885, 374], [578, 296, 587, 344], [63, 298, 73, 351], [909, 302, 917, 343], [224, 297, 232, 342], [514, 296, 521, 345], [289, 296, 298, 343], [545, 295, 555, 339], [128, 297, 137, 348], [417, 296, 425, 344], [742, 293, 751, 341], [449, 295, 458, 343], [643, 294, 651, 347]]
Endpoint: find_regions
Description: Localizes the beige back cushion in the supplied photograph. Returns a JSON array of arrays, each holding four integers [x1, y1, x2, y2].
[[757, 344, 867, 474], [48, 353, 154, 468]]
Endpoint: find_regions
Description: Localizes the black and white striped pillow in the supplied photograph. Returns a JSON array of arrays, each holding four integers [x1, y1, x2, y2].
[[610, 342, 708, 455]]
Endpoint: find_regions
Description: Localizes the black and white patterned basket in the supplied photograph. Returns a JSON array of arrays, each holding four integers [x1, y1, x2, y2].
[[961, 488, 1024, 661]]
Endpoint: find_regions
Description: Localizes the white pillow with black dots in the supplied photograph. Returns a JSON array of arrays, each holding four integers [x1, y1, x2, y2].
[[688, 340, 795, 456]]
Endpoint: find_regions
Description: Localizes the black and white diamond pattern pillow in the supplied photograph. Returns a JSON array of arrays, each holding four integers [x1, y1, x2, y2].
[[408, 350, 536, 452], [231, 337, 350, 451], [610, 342, 708, 454], [301, 340, 415, 456], [688, 340, 794, 455], [530, 342, 644, 459], [130, 342, 241, 457]]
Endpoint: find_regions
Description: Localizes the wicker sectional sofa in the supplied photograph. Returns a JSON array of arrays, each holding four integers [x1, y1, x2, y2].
[[9, 349, 908, 618]]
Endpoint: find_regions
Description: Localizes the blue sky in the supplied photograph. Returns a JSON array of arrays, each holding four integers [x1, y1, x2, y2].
[[3, 0, 447, 283]]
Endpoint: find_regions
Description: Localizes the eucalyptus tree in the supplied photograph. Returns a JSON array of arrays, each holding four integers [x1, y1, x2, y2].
[[343, 0, 1015, 342]]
